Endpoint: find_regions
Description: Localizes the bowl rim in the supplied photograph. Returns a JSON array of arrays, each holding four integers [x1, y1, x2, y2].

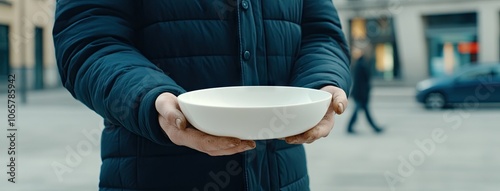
[[177, 86, 332, 109]]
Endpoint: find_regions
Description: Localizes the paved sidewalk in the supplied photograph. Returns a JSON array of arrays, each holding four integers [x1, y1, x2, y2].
[[307, 87, 500, 191], [1, 89, 102, 191], [371, 86, 416, 97]]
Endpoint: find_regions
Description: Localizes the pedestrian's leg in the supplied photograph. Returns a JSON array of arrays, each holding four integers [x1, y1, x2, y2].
[[362, 102, 383, 133], [347, 103, 360, 133]]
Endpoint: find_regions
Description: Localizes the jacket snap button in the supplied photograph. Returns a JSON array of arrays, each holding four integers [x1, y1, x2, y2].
[[241, 0, 249, 10], [243, 51, 251, 61]]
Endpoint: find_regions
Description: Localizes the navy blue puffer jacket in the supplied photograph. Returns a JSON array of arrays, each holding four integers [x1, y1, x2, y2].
[[53, 0, 350, 190]]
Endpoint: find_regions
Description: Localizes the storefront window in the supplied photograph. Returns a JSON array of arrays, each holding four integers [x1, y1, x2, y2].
[[425, 13, 478, 77], [349, 17, 400, 80]]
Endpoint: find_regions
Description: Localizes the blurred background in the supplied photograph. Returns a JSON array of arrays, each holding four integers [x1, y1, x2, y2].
[[0, 0, 499, 190]]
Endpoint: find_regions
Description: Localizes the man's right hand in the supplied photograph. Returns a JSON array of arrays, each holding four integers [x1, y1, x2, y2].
[[155, 93, 256, 156]]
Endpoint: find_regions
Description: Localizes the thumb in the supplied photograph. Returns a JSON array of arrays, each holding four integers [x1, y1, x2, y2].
[[165, 109, 187, 130], [156, 93, 187, 130], [321, 86, 348, 115], [332, 90, 348, 115]]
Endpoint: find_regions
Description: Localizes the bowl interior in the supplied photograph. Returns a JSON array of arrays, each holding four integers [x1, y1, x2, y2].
[[178, 86, 331, 108]]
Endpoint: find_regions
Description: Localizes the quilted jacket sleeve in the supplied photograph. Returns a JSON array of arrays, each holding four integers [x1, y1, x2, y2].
[[290, 0, 351, 95], [53, 0, 186, 146]]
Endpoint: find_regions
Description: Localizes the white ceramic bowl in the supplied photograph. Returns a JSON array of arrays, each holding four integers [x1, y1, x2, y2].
[[178, 86, 331, 140]]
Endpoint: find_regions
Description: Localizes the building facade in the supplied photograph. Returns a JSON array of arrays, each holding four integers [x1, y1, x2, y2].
[[0, 0, 58, 91], [334, 0, 500, 85], [2, 0, 499, 89]]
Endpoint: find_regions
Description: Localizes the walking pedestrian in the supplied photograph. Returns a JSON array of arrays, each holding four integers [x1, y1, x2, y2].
[[347, 44, 383, 134]]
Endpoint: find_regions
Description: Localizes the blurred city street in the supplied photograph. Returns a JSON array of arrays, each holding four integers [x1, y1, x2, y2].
[[1, 0, 500, 190], [307, 87, 500, 191], [1, 87, 499, 191]]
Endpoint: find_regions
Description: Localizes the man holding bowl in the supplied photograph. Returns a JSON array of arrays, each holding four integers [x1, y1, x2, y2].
[[53, 0, 351, 190]]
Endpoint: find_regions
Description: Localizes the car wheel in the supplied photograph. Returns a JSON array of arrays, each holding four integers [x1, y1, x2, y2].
[[425, 92, 446, 109]]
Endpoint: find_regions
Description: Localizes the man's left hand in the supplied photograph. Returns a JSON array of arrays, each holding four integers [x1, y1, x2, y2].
[[284, 85, 348, 144]]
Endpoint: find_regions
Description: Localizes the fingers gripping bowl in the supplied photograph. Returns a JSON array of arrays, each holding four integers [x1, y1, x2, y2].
[[178, 86, 332, 140]]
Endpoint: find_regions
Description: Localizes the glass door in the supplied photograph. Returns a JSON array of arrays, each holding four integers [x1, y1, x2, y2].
[[0, 25, 9, 78], [34, 27, 44, 89]]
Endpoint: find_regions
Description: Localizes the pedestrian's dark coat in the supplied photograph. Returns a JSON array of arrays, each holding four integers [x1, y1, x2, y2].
[[53, 0, 350, 190], [351, 55, 372, 104]]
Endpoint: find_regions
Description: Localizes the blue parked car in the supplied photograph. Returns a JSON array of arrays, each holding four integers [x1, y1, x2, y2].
[[416, 63, 500, 109]]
